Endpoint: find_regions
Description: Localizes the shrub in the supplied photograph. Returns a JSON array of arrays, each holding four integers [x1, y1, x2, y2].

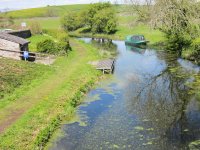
[[92, 8, 117, 34], [57, 33, 70, 53], [36, 33, 70, 54], [191, 38, 200, 52], [37, 39, 57, 54], [61, 12, 84, 32], [182, 38, 200, 64], [29, 21, 42, 35]]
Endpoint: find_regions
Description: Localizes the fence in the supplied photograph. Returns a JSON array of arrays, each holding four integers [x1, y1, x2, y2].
[[0, 48, 56, 65]]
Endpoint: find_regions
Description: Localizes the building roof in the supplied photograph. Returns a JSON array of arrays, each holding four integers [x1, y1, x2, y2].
[[0, 33, 30, 45]]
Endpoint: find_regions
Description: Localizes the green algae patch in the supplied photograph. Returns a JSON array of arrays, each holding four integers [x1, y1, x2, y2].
[[113, 144, 120, 149], [64, 112, 88, 127], [84, 94, 101, 104], [146, 128, 154, 131], [189, 140, 200, 150], [184, 129, 189, 132], [142, 141, 153, 146], [134, 126, 144, 131]]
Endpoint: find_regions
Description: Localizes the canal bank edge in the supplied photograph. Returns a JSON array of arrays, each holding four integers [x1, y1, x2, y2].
[[34, 79, 100, 149], [33, 39, 111, 149]]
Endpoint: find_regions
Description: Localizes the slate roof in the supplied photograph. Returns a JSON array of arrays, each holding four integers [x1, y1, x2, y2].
[[0, 33, 30, 45]]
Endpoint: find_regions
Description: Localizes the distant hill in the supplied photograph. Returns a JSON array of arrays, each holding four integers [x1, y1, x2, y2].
[[0, 4, 90, 19]]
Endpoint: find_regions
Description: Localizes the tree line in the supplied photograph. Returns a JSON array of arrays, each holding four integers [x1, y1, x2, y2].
[[61, 2, 117, 34]]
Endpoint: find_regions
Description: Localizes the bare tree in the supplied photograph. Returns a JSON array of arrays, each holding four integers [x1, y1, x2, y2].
[[124, 0, 154, 22]]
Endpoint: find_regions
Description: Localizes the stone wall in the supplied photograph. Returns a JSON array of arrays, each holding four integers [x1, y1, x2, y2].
[[0, 38, 21, 60], [8, 30, 31, 39]]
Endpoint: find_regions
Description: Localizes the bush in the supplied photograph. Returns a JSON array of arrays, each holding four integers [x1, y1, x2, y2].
[[57, 33, 71, 53], [165, 32, 192, 54], [191, 38, 200, 52], [30, 21, 42, 35], [61, 12, 84, 32], [92, 8, 117, 34], [42, 29, 60, 38], [36, 33, 70, 54], [182, 38, 200, 64], [37, 39, 57, 54]]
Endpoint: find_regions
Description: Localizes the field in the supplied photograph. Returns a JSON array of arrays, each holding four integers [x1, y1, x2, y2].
[[0, 4, 90, 19]]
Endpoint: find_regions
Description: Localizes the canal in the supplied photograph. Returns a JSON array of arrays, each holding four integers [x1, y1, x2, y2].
[[49, 38, 200, 150]]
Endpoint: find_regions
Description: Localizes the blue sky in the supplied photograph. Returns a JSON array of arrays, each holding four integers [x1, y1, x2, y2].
[[0, 0, 120, 11]]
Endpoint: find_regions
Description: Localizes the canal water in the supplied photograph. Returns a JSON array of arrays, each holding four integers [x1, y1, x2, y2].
[[50, 38, 200, 150]]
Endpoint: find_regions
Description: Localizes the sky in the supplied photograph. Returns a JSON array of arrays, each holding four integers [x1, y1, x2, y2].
[[0, 0, 120, 11]]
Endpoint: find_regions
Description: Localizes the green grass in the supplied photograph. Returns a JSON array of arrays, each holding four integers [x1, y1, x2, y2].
[[0, 39, 102, 149], [14, 17, 60, 30], [0, 4, 90, 19], [0, 58, 52, 99]]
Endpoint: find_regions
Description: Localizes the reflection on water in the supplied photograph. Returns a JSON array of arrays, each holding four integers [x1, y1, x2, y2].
[[50, 39, 200, 150]]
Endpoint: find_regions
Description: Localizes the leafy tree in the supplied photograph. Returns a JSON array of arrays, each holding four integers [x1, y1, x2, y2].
[[86, 2, 112, 28], [61, 2, 117, 34], [61, 12, 84, 32], [126, 0, 200, 54], [92, 8, 117, 34]]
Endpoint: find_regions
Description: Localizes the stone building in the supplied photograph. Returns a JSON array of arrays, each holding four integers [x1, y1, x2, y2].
[[0, 33, 30, 60]]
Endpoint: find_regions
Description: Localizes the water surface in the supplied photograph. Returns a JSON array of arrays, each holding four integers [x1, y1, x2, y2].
[[50, 38, 200, 150]]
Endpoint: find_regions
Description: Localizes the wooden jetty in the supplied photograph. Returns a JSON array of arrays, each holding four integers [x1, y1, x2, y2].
[[96, 59, 115, 74]]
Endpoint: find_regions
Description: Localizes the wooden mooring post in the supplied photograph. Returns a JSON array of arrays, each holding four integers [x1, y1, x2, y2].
[[96, 59, 115, 74]]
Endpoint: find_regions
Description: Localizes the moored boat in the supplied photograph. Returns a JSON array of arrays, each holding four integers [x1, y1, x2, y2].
[[125, 35, 149, 47]]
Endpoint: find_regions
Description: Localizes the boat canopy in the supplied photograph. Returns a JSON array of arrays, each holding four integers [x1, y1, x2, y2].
[[126, 35, 145, 41]]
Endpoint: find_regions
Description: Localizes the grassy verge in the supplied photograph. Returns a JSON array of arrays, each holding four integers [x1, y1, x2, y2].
[[0, 58, 52, 99], [0, 39, 102, 149], [0, 4, 90, 19], [14, 17, 61, 30]]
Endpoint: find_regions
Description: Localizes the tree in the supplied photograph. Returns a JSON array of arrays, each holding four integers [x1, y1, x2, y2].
[[92, 8, 117, 34], [86, 2, 117, 34], [61, 11, 84, 32], [86, 2, 113, 28], [61, 2, 117, 34], [126, 0, 200, 54], [124, 0, 153, 22], [152, 0, 200, 53]]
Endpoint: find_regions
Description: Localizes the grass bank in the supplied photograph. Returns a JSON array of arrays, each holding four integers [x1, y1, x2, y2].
[[0, 4, 90, 19], [0, 39, 103, 149], [0, 58, 52, 99]]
